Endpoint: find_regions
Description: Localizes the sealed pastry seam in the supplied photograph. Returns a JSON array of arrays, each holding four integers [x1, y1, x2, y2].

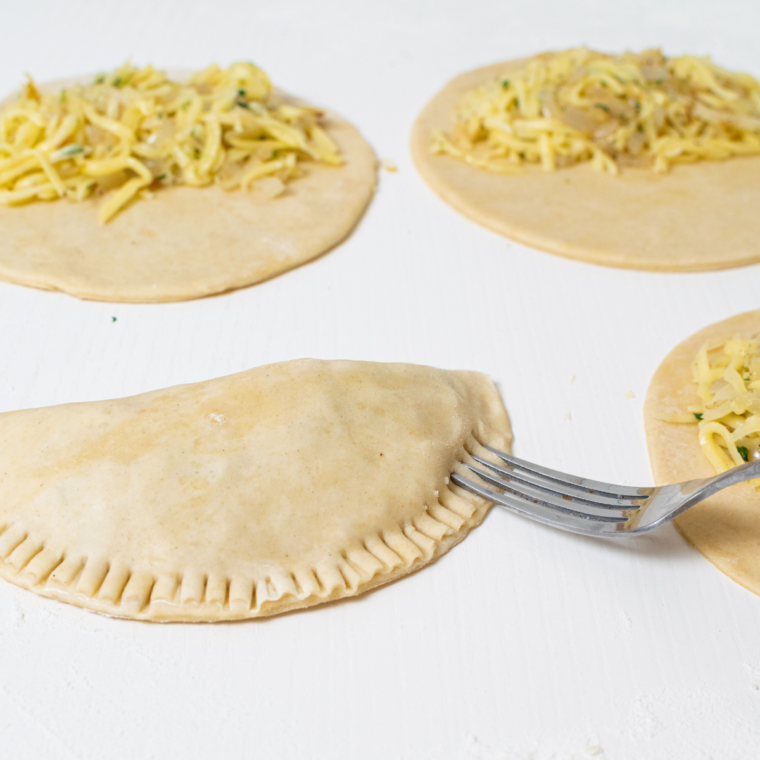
[[0, 360, 512, 621], [0, 437, 500, 621]]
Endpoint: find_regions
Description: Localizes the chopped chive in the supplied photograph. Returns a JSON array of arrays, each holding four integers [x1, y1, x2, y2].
[[238, 88, 246, 96], [94, 75, 105, 84], [738, 446, 749, 462], [501, 79, 510, 89], [236, 99, 250, 110], [594, 103, 611, 114], [113, 77, 123, 88], [53, 144, 84, 160], [694, 413, 703, 420], [637, 123, 644, 132]]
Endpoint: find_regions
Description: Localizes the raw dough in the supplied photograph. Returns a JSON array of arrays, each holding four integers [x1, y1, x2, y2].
[[0, 359, 512, 621], [644, 309, 760, 594], [0, 75, 377, 302], [411, 59, 760, 272]]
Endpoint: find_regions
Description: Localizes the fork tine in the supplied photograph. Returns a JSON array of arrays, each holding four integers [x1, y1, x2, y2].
[[461, 464, 637, 521], [469, 457, 644, 510], [451, 473, 631, 529], [482, 446, 652, 501]]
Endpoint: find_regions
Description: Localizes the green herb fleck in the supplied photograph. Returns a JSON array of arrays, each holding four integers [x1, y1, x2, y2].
[[238, 88, 246, 97], [111, 316, 117, 323], [54, 144, 84, 160], [594, 103, 611, 114], [157, 173, 166, 181], [113, 77, 124, 88], [236, 99, 250, 110], [694, 413, 703, 421], [157, 113, 164, 119], [94, 75, 105, 84], [655, 79, 664, 85], [637, 123, 644, 132], [501, 79, 510, 89], [59, 90, 67, 103], [738, 446, 749, 462]]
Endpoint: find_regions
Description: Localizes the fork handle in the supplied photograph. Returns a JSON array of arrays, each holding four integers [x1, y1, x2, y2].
[[679, 459, 760, 508]]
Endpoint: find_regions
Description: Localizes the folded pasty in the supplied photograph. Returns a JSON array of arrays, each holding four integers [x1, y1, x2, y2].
[[0, 359, 512, 621]]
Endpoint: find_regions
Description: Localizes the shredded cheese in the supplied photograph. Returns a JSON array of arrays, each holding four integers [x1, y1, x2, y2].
[[669, 335, 760, 475], [431, 47, 760, 175], [0, 62, 343, 223]]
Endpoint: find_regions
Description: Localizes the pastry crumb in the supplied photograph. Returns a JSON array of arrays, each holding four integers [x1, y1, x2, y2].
[[381, 158, 398, 172], [571, 374, 576, 385], [209, 413, 227, 424], [585, 747, 603, 757], [625, 391, 635, 399], [751, 683, 759, 691], [565, 412, 572, 421]]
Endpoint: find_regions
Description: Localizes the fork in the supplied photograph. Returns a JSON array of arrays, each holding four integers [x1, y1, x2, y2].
[[451, 446, 760, 536]]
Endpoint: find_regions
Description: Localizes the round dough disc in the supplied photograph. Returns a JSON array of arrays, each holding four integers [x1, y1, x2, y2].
[[0, 75, 377, 302], [644, 308, 760, 595], [411, 59, 760, 272]]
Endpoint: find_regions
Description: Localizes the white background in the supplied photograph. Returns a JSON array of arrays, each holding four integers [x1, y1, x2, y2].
[[1, 1, 760, 758]]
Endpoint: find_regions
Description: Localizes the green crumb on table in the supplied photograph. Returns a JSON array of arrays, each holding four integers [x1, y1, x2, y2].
[[111, 316, 117, 323]]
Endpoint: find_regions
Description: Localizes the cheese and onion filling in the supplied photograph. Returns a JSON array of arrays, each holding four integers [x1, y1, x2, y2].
[[667, 336, 760, 475], [431, 47, 760, 176], [0, 62, 343, 223]]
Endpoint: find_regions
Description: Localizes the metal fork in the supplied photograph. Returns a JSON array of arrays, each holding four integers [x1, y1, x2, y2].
[[451, 446, 760, 536]]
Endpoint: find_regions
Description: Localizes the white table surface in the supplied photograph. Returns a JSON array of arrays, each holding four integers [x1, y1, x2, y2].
[[1, 1, 760, 758]]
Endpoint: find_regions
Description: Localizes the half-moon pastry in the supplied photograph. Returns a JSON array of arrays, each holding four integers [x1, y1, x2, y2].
[[0, 359, 512, 621]]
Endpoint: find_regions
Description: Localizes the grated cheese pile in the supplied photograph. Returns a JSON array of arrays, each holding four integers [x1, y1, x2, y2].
[[431, 47, 760, 176], [669, 336, 760, 474], [0, 62, 343, 223]]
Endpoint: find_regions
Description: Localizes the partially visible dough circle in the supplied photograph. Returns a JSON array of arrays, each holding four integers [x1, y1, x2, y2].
[[0, 74, 377, 302], [411, 59, 760, 272], [644, 309, 760, 595]]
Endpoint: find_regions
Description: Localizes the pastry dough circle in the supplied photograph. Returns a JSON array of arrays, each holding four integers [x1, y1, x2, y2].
[[411, 59, 760, 272], [644, 309, 760, 595], [0, 359, 512, 621], [0, 75, 377, 302]]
